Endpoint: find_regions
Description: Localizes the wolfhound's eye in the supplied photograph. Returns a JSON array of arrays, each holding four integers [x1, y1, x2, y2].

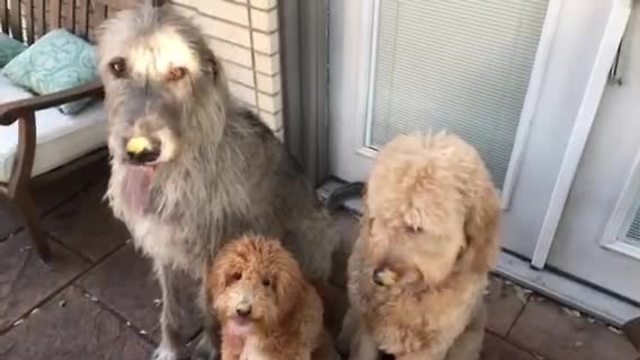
[[262, 278, 271, 287], [108, 57, 127, 78], [231, 272, 242, 281], [166, 66, 188, 82]]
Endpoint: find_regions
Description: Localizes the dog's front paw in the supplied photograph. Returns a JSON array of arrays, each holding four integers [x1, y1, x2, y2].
[[191, 334, 220, 360], [151, 346, 179, 360]]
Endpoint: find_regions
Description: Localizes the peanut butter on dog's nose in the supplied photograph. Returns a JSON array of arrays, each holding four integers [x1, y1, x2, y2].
[[126, 136, 152, 155], [373, 268, 397, 286]]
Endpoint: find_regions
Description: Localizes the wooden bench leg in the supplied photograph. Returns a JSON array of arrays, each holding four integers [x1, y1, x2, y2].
[[14, 188, 51, 263], [624, 317, 640, 356], [5, 113, 52, 263]]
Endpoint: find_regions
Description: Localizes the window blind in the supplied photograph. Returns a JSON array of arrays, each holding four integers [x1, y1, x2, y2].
[[626, 206, 640, 245], [368, 0, 549, 188]]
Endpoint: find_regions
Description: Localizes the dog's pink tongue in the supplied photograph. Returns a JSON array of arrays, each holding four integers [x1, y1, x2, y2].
[[123, 166, 155, 214], [223, 321, 253, 358], [227, 318, 253, 336]]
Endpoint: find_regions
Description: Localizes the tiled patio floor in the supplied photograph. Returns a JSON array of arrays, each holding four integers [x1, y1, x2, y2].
[[0, 161, 637, 360]]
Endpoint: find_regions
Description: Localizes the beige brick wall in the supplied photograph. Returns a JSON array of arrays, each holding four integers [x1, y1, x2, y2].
[[171, 0, 283, 139]]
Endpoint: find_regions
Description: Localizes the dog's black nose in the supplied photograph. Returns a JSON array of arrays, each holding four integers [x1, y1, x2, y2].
[[127, 148, 160, 164], [236, 305, 252, 317]]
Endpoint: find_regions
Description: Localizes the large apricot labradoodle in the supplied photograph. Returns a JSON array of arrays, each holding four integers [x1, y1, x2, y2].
[[340, 133, 501, 360]]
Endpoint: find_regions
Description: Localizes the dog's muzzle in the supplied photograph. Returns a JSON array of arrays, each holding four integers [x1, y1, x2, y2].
[[125, 136, 161, 165]]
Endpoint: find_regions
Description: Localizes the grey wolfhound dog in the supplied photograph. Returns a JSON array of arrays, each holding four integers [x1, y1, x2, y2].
[[97, 3, 338, 360]]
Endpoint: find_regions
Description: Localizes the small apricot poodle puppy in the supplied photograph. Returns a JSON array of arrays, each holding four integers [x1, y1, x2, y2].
[[205, 235, 337, 360], [339, 133, 501, 360]]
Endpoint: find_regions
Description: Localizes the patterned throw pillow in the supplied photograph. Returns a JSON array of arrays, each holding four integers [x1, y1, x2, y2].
[[2, 29, 98, 114], [0, 34, 27, 68]]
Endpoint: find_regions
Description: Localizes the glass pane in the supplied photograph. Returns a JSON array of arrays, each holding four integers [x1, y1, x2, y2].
[[368, 0, 549, 188]]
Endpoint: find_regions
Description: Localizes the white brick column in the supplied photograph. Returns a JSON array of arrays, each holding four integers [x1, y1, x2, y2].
[[171, 0, 284, 140]]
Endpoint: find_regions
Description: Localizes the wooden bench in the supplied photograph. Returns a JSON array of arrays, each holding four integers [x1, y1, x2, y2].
[[0, 0, 131, 263], [624, 317, 640, 359]]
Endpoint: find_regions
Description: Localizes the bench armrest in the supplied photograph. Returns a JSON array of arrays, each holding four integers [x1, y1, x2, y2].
[[0, 80, 104, 125]]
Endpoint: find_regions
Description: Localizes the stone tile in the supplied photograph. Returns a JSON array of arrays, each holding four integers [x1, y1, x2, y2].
[[78, 245, 161, 339], [0, 202, 20, 241], [34, 156, 110, 215], [0, 231, 90, 332], [330, 211, 359, 288], [509, 297, 637, 360], [484, 277, 529, 337], [0, 157, 109, 240], [0, 286, 153, 360], [43, 180, 129, 262], [482, 333, 537, 360]]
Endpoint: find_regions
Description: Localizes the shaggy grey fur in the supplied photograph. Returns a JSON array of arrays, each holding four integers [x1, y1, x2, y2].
[[97, 4, 338, 360]]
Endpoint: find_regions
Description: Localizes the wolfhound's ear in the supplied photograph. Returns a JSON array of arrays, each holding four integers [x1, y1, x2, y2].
[[199, 46, 221, 82], [463, 182, 501, 273], [94, 15, 116, 46]]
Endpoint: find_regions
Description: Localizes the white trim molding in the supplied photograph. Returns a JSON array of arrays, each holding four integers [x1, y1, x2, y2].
[[328, 0, 380, 181], [497, 251, 640, 327], [363, 0, 382, 150], [500, 0, 563, 210], [601, 148, 640, 261], [532, 0, 633, 269]]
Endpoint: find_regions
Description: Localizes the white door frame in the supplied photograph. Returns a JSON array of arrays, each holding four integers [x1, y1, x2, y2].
[[500, 0, 563, 209], [531, 0, 633, 269]]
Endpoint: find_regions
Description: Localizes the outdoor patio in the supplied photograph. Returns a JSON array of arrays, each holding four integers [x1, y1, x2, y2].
[[0, 160, 637, 360]]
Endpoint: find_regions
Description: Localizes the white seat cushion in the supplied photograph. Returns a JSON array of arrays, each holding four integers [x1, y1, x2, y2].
[[0, 73, 107, 182]]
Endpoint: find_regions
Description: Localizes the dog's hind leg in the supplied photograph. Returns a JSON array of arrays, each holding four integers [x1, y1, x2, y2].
[[191, 326, 219, 360], [337, 307, 358, 355], [285, 212, 339, 282], [192, 287, 221, 360], [154, 265, 202, 360], [312, 330, 340, 360]]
